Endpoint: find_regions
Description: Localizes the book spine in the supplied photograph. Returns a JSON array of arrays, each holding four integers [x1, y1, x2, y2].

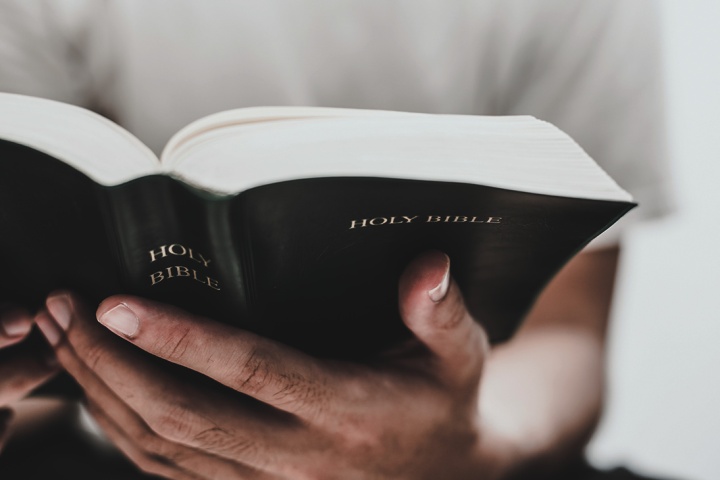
[[202, 194, 255, 326], [98, 176, 254, 329]]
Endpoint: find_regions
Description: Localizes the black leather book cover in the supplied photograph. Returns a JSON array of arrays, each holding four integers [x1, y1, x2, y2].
[[0, 139, 634, 358]]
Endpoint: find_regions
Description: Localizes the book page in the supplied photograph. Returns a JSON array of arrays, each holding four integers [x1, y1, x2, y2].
[[0, 93, 159, 185], [161, 107, 632, 202]]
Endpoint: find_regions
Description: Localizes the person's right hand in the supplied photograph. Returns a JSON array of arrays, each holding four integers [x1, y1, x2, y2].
[[0, 305, 60, 453]]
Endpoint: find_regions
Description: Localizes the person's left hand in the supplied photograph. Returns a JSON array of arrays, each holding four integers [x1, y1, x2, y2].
[[0, 305, 60, 453], [34, 252, 513, 480]]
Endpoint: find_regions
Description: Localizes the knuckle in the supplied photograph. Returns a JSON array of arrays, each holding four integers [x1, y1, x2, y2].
[[276, 368, 333, 420], [225, 436, 262, 463], [81, 341, 111, 372], [194, 426, 263, 466], [134, 430, 190, 472], [457, 320, 489, 370], [337, 374, 374, 409], [230, 347, 273, 395], [191, 425, 233, 449], [152, 326, 193, 362], [229, 347, 332, 418], [273, 371, 323, 414], [152, 445, 189, 467], [133, 427, 166, 457], [435, 297, 468, 331], [148, 403, 199, 444], [336, 415, 384, 456], [193, 426, 273, 468], [135, 457, 171, 478], [128, 449, 162, 474]]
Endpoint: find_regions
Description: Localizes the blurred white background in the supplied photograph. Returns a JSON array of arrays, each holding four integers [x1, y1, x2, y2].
[[588, 1, 720, 479]]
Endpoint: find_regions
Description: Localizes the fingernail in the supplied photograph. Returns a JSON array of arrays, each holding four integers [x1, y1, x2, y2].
[[35, 312, 63, 347], [428, 255, 451, 303], [0, 309, 32, 337], [98, 304, 139, 338], [46, 294, 72, 331]]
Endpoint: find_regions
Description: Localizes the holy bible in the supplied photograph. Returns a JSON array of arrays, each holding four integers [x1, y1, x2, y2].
[[0, 93, 634, 358]]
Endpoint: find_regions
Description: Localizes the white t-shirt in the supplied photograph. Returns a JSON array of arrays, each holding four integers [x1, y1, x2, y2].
[[0, 0, 672, 247]]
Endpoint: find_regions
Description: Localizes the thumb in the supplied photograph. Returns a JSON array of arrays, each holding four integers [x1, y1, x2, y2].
[[398, 251, 489, 386]]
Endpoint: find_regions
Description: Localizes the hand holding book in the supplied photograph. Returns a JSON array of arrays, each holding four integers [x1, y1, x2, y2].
[[34, 247, 615, 479], [36, 252, 516, 479], [0, 93, 630, 476], [0, 306, 59, 453]]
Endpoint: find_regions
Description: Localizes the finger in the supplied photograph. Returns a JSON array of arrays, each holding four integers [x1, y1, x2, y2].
[[0, 342, 59, 405], [86, 401, 207, 480], [35, 309, 202, 479], [87, 402, 203, 480], [398, 251, 489, 387], [0, 408, 12, 452], [89, 401, 274, 480], [0, 307, 33, 348], [38, 299, 298, 471], [91, 294, 333, 418], [37, 309, 273, 479]]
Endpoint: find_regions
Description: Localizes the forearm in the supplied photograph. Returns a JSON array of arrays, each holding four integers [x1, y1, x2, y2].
[[477, 247, 619, 477], [479, 327, 605, 476]]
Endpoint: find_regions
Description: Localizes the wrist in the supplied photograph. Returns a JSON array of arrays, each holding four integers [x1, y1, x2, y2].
[[472, 415, 535, 480], [474, 333, 605, 479]]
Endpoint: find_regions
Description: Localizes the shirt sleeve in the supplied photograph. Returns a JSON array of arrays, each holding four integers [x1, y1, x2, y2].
[[489, 0, 674, 248]]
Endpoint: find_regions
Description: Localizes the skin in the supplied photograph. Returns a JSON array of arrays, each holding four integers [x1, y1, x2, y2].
[[31, 248, 617, 479], [0, 306, 59, 452]]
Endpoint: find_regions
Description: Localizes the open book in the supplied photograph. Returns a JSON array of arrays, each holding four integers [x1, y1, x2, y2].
[[0, 93, 633, 357]]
